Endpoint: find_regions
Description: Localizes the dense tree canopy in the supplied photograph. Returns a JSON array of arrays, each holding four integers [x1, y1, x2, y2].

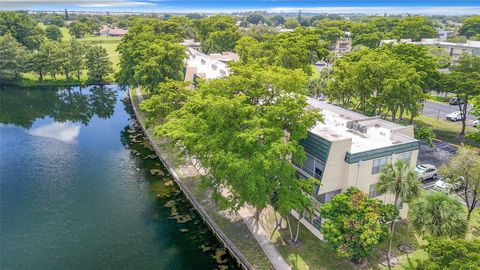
[[45, 25, 63, 41], [439, 145, 480, 221], [320, 187, 397, 262], [116, 19, 186, 88], [439, 55, 480, 135], [0, 12, 45, 49], [417, 238, 480, 270], [326, 48, 425, 119], [235, 29, 329, 74], [0, 33, 28, 78], [157, 64, 321, 212], [459, 16, 480, 38]]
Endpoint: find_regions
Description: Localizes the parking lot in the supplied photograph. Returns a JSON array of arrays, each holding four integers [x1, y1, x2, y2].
[[422, 100, 477, 127]]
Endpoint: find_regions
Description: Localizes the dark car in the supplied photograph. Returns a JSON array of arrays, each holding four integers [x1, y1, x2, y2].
[[449, 97, 465, 105]]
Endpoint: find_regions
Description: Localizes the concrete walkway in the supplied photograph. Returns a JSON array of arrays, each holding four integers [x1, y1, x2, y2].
[[134, 87, 291, 270], [238, 207, 292, 270]]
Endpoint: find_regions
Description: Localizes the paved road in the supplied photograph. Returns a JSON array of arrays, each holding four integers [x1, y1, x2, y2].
[[422, 101, 476, 127]]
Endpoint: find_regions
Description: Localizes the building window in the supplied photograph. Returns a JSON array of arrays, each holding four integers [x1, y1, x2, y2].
[[295, 153, 325, 180], [316, 189, 342, 204], [398, 152, 411, 163], [369, 184, 383, 198], [372, 156, 389, 174]]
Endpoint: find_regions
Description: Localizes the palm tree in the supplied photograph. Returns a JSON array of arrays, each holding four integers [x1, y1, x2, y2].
[[377, 160, 421, 266], [410, 191, 467, 238]]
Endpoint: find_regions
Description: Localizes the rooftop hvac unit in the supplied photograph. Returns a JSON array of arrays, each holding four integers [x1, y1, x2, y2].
[[359, 126, 367, 133], [212, 64, 217, 70], [346, 121, 354, 129], [201, 59, 206, 64]]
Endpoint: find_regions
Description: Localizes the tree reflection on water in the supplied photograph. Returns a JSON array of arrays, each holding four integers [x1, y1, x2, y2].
[[0, 85, 118, 128]]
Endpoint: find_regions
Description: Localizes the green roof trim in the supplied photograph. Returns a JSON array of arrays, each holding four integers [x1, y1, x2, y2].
[[345, 141, 420, 163], [300, 132, 332, 163]]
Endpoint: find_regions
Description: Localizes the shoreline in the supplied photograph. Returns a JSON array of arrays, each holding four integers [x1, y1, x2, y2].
[[128, 88, 266, 270]]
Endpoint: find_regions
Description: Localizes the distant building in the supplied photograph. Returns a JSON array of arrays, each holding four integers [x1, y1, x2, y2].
[[381, 38, 480, 62], [181, 39, 201, 50], [293, 98, 419, 239], [330, 32, 351, 55], [183, 47, 239, 86], [98, 25, 128, 37]]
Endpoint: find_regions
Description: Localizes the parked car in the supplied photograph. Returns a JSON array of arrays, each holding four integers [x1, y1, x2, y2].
[[434, 177, 463, 193], [415, 164, 438, 181], [449, 97, 465, 105], [474, 119, 479, 128], [446, 111, 462, 121]]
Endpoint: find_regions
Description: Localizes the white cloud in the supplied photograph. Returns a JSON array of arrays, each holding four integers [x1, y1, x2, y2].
[[29, 122, 81, 143], [268, 6, 480, 15]]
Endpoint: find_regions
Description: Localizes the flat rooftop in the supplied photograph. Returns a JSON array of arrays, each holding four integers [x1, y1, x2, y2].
[[185, 48, 236, 80], [307, 98, 417, 153]]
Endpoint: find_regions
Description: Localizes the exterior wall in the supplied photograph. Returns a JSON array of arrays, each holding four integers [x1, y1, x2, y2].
[[319, 138, 352, 194], [296, 137, 419, 239]]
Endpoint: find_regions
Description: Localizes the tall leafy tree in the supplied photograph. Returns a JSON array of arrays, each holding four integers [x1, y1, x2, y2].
[[459, 16, 480, 38], [29, 41, 63, 81], [68, 39, 86, 81], [0, 12, 45, 49], [376, 160, 421, 266], [203, 29, 239, 53], [0, 33, 28, 79], [85, 45, 113, 83], [391, 16, 436, 41], [410, 191, 468, 238], [440, 55, 480, 135], [132, 40, 185, 91], [320, 187, 397, 263], [235, 29, 329, 74], [439, 145, 480, 221], [116, 19, 186, 87], [139, 79, 191, 120], [417, 238, 480, 270], [157, 64, 321, 220], [45, 25, 63, 41]]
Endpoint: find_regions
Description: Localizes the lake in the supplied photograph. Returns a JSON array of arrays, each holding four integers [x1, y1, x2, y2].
[[0, 85, 238, 270]]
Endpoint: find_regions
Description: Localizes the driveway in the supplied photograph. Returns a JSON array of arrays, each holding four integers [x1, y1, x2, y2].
[[422, 101, 476, 127], [417, 141, 457, 168]]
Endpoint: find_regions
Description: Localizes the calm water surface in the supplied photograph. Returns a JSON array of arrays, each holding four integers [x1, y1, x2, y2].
[[0, 85, 238, 270]]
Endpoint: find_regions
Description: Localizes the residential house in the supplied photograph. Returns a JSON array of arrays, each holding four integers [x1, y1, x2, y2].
[[293, 98, 419, 239]]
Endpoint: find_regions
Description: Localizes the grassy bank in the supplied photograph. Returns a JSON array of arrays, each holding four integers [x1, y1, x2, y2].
[[4, 25, 121, 87], [130, 88, 274, 270]]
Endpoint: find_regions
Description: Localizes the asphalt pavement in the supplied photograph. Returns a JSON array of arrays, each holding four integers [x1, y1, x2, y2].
[[422, 100, 476, 127]]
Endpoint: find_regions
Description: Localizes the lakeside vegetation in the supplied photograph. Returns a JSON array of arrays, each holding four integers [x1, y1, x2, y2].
[[2, 10, 479, 270]]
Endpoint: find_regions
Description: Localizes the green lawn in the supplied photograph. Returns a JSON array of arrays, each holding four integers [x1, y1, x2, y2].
[[413, 114, 478, 146], [17, 25, 121, 85]]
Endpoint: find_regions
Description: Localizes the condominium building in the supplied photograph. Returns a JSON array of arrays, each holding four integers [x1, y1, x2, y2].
[[293, 98, 420, 239], [183, 47, 238, 86], [381, 38, 480, 62]]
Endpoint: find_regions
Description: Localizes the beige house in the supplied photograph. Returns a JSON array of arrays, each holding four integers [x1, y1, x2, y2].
[[293, 98, 419, 239], [183, 47, 238, 86]]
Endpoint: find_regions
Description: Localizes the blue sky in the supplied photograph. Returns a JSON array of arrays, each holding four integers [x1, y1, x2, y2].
[[2, 0, 480, 14]]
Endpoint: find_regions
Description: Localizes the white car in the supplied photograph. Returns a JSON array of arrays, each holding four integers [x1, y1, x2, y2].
[[415, 164, 438, 181], [446, 111, 462, 122], [434, 177, 463, 193], [474, 119, 479, 128]]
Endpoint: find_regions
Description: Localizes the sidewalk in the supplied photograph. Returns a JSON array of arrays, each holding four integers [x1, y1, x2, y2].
[[238, 207, 291, 270], [134, 87, 291, 270]]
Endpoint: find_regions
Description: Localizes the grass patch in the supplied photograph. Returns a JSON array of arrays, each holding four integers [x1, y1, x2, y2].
[[467, 208, 480, 240], [273, 219, 355, 270], [413, 114, 478, 146]]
